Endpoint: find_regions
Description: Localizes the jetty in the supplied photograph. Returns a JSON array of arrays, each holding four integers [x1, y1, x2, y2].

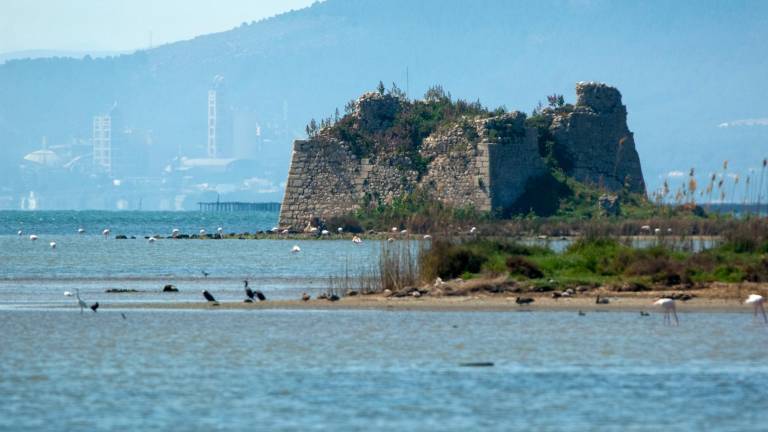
[[197, 201, 281, 212]]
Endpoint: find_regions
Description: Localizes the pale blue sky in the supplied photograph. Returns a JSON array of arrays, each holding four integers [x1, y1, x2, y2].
[[0, 0, 316, 53]]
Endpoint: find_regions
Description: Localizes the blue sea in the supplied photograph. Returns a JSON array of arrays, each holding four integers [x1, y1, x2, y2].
[[1, 211, 767, 431]]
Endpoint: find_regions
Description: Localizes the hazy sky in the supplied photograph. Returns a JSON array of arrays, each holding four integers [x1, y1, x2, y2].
[[0, 0, 316, 53]]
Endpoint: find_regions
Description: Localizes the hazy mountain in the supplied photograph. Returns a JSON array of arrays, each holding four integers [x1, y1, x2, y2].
[[1, 0, 766, 195], [0, 49, 131, 64]]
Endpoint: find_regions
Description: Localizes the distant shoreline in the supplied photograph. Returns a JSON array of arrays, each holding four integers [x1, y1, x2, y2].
[[95, 294, 755, 313]]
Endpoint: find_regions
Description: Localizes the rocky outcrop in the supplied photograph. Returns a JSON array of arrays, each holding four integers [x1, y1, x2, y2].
[[279, 82, 645, 228], [546, 82, 645, 193]]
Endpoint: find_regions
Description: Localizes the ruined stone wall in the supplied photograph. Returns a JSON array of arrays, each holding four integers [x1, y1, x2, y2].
[[279, 82, 646, 228], [548, 82, 645, 193], [487, 126, 546, 212]]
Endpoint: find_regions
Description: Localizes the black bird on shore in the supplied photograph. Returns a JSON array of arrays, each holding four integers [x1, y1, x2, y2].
[[329, 294, 340, 302], [244, 280, 255, 300], [515, 297, 534, 306], [202, 290, 218, 305], [640, 311, 650, 316], [201, 270, 210, 278], [578, 310, 586, 316], [595, 295, 610, 305], [254, 290, 266, 301], [90, 302, 99, 312]]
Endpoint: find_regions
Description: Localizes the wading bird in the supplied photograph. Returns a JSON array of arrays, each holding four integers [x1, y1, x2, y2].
[[201, 270, 210, 278], [77, 228, 85, 234], [202, 290, 218, 305], [90, 302, 99, 312], [17, 229, 22, 236], [102, 228, 110, 237], [217, 227, 223, 235], [29, 234, 38, 241], [148, 237, 156, 243], [64, 291, 73, 297], [291, 245, 301, 253], [654, 298, 679, 325], [75, 289, 88, 314], [199, 229, 206, 236], [49, 241, 56, 249], [745, 294, 767, 323], [301, 292, 310, 301]]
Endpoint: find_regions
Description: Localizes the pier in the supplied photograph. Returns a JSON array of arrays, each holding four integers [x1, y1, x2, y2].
[[197, 201, 281, 212]]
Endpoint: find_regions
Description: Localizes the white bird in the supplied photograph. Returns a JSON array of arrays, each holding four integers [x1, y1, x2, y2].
[[102, 228, 110, 237], [352, 236, 362, 244], [17, 229, 22, 236], [63, 291, 73, 297], [217, 227, 223, 234], [387, 237, 395, 242], [654, 298, 679, 325], [469, 226, 477, 234], [321, 229, 329, 235], [199, 229, 206, 235], [310, 227, 318, 233], [391, 227, 398, 232], [77, 228, 85, 234], [271, 227, 279, 233], [654, 228, 661, 235], [640, 225, 651, 232], [148, 236, 156, 243], [49, 241, 57, 249], [291, 245, 301, 253], [171, 228, 180, 237], [400, 229, 408, 235], [423, 234, 432, 239], [281, 229, 289, 235], [745, 294, 767, 323], [29, 234, 38, 241], [337, 227, 343, 233]]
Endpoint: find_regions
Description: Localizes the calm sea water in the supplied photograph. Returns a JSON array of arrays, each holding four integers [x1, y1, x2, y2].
[[1, 211, 767, 431], [1, 309, 767, 431]]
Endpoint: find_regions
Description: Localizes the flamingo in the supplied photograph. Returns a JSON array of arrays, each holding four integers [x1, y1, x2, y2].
[[654, 298, 679, 325], [745, 294, 767, 323], [29, 234, 38, 241]]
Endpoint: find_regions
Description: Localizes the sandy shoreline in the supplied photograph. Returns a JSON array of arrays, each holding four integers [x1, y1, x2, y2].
[[100, 294, 755, 313]]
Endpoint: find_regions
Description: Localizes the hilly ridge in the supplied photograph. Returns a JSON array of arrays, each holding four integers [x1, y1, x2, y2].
[[0, 0, 766, 195]]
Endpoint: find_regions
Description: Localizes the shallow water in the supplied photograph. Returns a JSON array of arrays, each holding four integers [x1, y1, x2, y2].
[[2, 211, 767, 430], [0, 235, 387, 304], [1, 309, 767, 431]]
